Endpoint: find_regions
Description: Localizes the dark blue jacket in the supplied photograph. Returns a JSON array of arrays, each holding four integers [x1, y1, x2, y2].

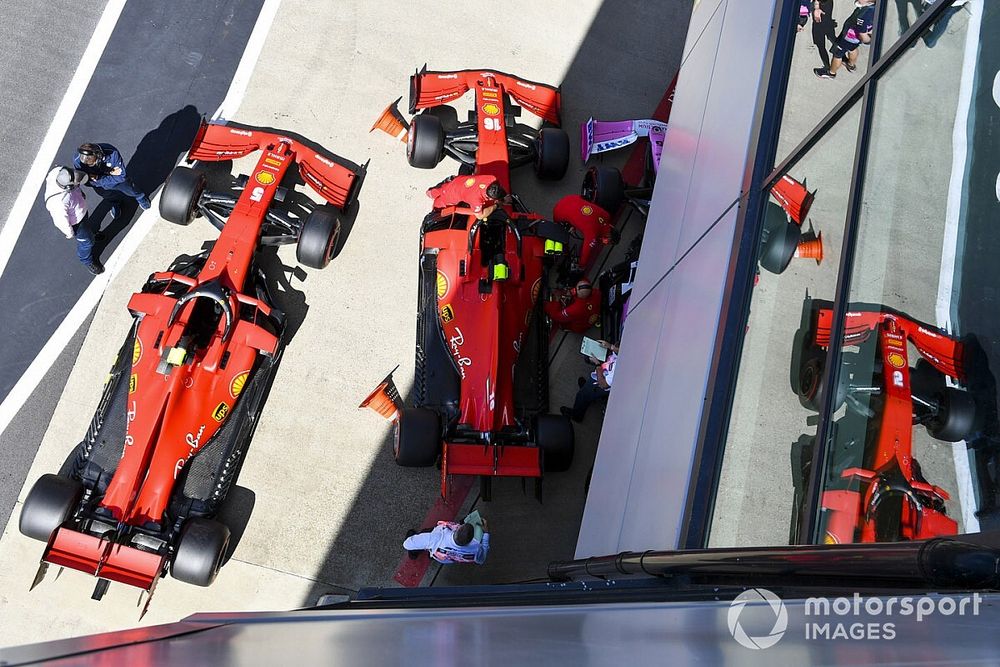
[[73, 143, 128, 189]]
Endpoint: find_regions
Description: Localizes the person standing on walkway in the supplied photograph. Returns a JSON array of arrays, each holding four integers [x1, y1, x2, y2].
[[74, 142, 151, 215], [810, 0, 839, 71], [43, 166, 104, 275], [814, 0, 877, 80]]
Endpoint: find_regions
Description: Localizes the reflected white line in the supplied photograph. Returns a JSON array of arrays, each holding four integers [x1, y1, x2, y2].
[[938, 0, 983, 534], [0, 0, 127, 281], [0, 0, 283, 440]]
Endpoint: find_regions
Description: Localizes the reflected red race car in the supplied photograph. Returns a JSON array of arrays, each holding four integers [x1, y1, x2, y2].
[[382, 67, 588, 499], [18, 120, 364, 606], [794, 300, 977, 544]]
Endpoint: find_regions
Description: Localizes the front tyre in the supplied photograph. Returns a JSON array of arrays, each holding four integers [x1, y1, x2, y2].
[[582, 166, 625, 214], [296, 205, 341, 269], [534, 128, 570, 181], [159, 166, 206, 225], [407, 114, 445, 169]]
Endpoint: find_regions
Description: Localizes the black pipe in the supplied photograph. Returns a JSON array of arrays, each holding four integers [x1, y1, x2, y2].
[[548, 539, 1000, 589]]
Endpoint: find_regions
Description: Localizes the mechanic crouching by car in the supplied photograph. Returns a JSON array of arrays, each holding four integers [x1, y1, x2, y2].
[[545, 279, 601, 334], [74, 142, 151, 215], [43, 166, 104, 275], [403, 511, 490, 565], [562, 339, 619, 422], [427, 175, 509, 221]]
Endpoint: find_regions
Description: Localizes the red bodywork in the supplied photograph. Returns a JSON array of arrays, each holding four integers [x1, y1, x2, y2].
[[411, 69, 563, 492], [42, 120, 361, 592], [810, 307, 964, 543]]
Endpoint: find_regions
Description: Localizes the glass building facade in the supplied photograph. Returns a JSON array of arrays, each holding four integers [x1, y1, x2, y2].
[[700, 0, 999, 547]]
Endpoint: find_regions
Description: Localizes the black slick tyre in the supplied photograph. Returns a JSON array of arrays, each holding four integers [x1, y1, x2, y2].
[[534, 128, 570, 181], [536, 414, 575, 472], [394, 407, 440, 467], [407, 114, 444, 169], [159, 166, 206, 225], [296, 205, 341, 269], [19, 474, 84, 542], [171, 518, 230, 587]]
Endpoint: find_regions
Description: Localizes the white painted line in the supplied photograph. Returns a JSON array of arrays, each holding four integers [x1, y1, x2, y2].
[[214, 0, 283, 121], [993, 68, 1000, 110], [0, 0, 127, 281], [0, 0, 283, 440], [937, 0, 982, 534]]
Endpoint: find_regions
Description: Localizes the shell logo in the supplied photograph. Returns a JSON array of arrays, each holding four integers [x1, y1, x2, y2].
[[464, 177, 477, 187], [437, 271, 449, 299], [482, 103, 501, 116], [823, 532, 839, 545], [531, 278, 541, 303], [230, 371, 250, 398], [255, 171, 275, 185], [887, 352, 906, 369], [581, 205, 594, 216], [132, 339, 142, 365]]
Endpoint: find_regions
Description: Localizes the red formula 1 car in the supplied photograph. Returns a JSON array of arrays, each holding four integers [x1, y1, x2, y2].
[[382, 67, 585, 499], [18, 120, 364, 604], [793, 299, 977, 544]]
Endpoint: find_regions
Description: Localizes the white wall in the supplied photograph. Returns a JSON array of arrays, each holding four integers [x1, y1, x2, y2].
[[576, 0, 779, 557]]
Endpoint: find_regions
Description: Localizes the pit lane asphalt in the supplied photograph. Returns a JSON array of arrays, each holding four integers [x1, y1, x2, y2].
[[0, 0, 265, 531]]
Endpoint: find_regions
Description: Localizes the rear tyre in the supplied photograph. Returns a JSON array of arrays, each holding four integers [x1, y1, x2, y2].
[[394, 408, 440, 467], [19, 474, 84, 542], [171, 518, 230, 587], [407, 114, 444, 169], [536, 414, 575, 472], [296, 205, 341, 269], [926, 388, 977, 442], [159, 166, 205, 225], [581, 166, 625, 214], [534, 128, 570, 181]]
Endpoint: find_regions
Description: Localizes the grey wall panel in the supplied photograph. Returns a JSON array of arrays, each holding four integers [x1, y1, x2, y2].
[[576, 0, 777, 557], [683, 0, 727, 60], [671, 3, 776, 260], [618, 209, 738, 550], [574, 276, 671, 557], [629, 3, 726, 302]]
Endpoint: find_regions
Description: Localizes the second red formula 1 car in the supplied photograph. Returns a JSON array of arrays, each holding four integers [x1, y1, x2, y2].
[[385, 67, 580, 499], [18, 120, 364, 606], [793, 299, 977, 544]]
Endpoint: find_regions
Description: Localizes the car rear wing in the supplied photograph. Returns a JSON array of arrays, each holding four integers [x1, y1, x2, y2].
[[34, 527, 164, 615], [408, 66, 561, 125], [186, 118, 366, 210]]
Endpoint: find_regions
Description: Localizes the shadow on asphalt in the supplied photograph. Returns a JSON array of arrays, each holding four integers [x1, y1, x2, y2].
[[299, 0, 689, 604], [93, 105, 203, 256]]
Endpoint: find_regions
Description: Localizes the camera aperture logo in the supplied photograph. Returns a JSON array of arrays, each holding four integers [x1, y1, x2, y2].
[[728, 588, 788, 650], [728, 590, 982, 649]]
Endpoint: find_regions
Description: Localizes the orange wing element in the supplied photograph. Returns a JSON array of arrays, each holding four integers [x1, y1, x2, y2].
[[186, 118, 365, 210], [409, 67, 561, 125]]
